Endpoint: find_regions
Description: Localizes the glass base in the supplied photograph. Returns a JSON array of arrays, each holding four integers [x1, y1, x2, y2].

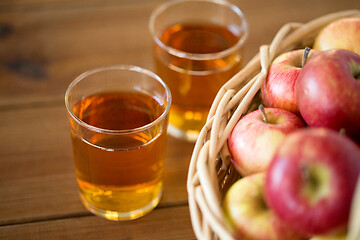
[[79, 187, 163, 221], [167, 124, 200, 142]]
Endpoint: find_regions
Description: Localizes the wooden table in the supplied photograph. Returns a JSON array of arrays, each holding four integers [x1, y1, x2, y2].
[[0, 0, 358, 239]]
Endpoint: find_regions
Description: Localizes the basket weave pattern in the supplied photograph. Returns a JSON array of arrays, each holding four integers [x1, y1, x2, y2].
[[187, 10, 360, 240]]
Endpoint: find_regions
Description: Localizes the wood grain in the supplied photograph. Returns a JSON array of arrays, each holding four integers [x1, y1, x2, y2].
[[0, 0, 359, 239], [0, 105, 194, 225], [0, 205, 196, 240], [1, 0, 358, 108]]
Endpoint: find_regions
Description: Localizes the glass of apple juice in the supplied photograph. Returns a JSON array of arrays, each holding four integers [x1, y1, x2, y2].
[[65, 65, 171, 221], [149, 0, 248, 142]]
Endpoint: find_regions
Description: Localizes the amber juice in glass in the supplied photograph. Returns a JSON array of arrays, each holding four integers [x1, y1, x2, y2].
[[150, 0, 248, 142], [65, 65, 171, 221]]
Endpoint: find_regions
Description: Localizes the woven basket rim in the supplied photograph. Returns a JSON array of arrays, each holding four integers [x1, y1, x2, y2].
[[187, 9, 360, 240]]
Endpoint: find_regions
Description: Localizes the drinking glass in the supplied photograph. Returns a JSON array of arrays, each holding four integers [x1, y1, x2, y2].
[[65, 65, 171, 220], [149, 0, 248, 142]]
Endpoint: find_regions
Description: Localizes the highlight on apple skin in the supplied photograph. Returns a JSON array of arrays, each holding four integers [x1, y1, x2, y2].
[[228, 106, 305, 176], [313, 17, 360, 55], [296, 49, 360, 143], [223, 173, 306, 240], [265, 128, 360, 236], [261, 48, 318, 115]]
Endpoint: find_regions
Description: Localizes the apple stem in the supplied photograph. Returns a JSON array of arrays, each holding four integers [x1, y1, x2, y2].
[[355, 72, 360, 80], [339, 128, 346, 136], [301, 47, 311, 68], [259, 104, 268, 123], [301, 164, 310, 182]]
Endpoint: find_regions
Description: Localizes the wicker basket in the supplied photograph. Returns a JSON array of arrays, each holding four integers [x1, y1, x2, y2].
[[187, 9, 360, 240]]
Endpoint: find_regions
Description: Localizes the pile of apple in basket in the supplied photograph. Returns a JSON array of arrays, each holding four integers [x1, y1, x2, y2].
[[223, 18, 360, 240]]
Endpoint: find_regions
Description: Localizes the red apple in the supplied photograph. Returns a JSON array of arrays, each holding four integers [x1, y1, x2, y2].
[[228, 106, 305, 176], [296, 49, 360, 142], [223, 173, 306, 240], [313, 17, 360, 55], [261, 48, 318, 115], [265, 128, 360, 236]]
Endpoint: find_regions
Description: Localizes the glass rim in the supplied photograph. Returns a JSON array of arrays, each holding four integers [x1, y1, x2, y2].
[[149, 0, 249, 61], [64, 64, 172, 135]]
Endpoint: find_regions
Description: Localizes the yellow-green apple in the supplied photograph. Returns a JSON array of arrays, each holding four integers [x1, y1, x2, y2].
[[223, 173, 306, 240], [313, 17, 360, 55], [228, 106, 305, 176], [261, 48, 318, 115], [265, 128, 360, 236], [310, 232, 346, 240], [311, 237, 345, 240], [310, 224, 347, 240], [296, 49, 360, 142]]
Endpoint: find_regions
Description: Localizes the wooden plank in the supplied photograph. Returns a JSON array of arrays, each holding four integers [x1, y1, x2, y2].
[[1, 0, 358, 107], [0, 1, 160, 107], [0, 205, 196, 240], [0, 0, 359, 237], [0, 105, 194, 225], [0, 0, 158, 11]]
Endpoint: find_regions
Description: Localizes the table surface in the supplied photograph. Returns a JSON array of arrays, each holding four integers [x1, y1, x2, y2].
[[0, 0, 359, 239]]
